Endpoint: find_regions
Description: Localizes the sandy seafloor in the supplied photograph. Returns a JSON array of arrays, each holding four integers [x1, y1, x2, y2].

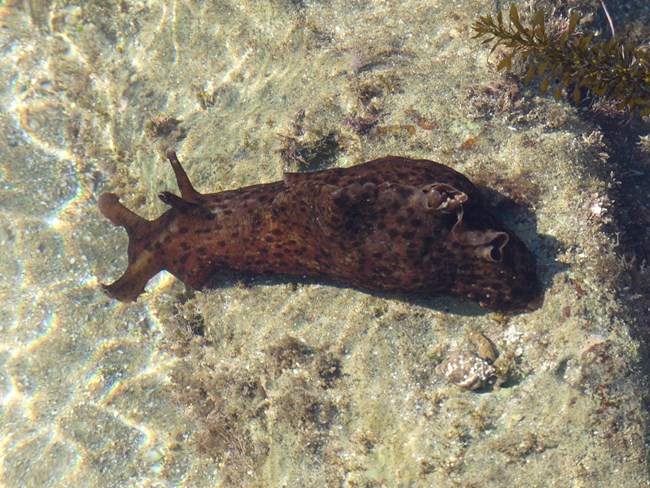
[[1, 0, 649, 486]]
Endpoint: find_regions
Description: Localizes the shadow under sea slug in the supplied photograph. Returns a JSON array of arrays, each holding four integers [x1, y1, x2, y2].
[[98, 150, 542, 312]]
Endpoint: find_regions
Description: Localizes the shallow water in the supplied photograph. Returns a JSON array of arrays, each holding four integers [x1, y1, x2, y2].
[[1, 1, 648, 486]]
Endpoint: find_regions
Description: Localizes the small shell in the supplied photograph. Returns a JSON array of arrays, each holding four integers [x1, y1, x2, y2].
[[435, 351, 496, 390]]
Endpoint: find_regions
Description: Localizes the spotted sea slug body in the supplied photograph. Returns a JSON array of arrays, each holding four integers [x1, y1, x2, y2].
[[98, 150, 541, 312]]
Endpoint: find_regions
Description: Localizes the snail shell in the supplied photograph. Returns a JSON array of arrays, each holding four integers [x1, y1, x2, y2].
[[435, 350, 496, 390]]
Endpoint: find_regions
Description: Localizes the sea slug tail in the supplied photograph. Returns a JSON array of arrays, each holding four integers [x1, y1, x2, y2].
[[98, 192, 163, 302], [98, 192, 147, 230]]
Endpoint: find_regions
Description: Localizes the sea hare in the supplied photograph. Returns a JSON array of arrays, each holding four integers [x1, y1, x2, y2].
[[98, 150, 541, 311]]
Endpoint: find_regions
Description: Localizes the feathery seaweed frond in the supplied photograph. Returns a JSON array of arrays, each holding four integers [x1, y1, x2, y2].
[[472, 4, 650, 114]]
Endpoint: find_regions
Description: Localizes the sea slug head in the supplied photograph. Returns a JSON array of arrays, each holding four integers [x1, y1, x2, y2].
[[448, 207, 542, 312]]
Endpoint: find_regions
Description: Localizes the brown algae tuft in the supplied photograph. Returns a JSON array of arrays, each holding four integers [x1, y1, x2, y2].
[[472, 4, 650, 114]]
